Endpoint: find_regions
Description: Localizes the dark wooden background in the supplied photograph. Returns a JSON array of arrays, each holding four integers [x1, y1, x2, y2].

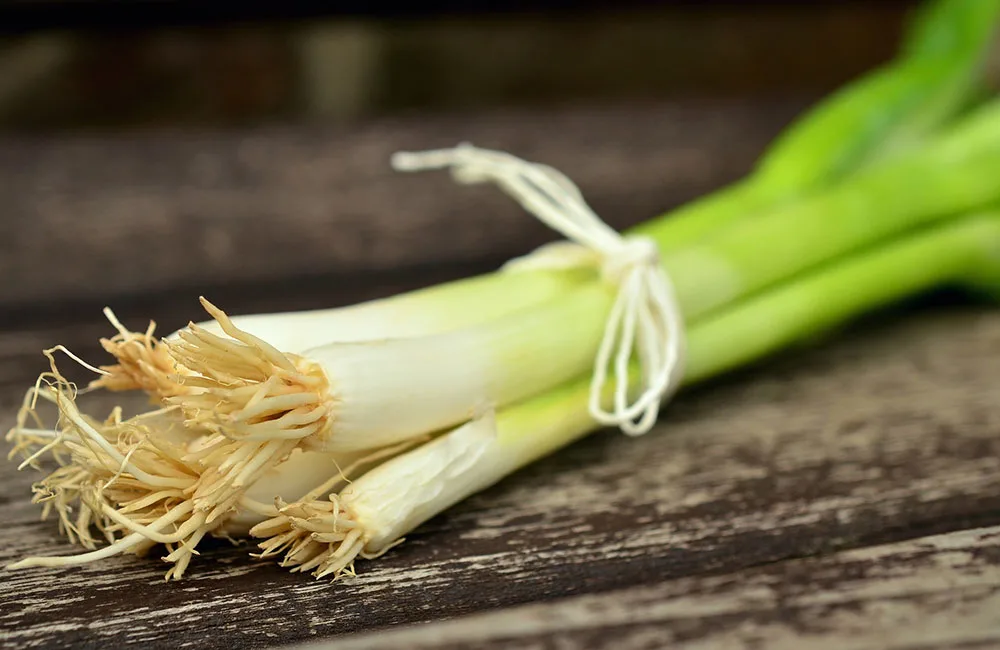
[[0, 3, 908, 130], [3, 2, 1000, 648]]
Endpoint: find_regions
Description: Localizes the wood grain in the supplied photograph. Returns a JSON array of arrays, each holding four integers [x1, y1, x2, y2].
[[0, 99, 803, 309], [2, 305, 999, 649], [315, 523, 1000, 650]]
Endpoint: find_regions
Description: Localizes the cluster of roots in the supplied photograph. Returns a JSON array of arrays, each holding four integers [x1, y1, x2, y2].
[[4, 300, 394, 581], [5, 338, 289, 579], [6, 360, 223, 578], [89, 309, 186, 398], [251, 495, 368, 580]]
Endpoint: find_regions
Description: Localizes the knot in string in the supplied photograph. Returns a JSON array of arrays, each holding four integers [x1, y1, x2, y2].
[[391, 142, 685, 436], [600, 236, 660, 285]]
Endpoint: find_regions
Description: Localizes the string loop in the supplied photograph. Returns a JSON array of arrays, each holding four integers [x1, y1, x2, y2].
[[391, 143, 685, 436]]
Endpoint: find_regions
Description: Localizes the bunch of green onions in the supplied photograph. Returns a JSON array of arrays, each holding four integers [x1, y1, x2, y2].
[[6, 0, 1000, 581]]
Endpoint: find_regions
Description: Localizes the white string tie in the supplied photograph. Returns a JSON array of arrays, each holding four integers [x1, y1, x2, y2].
[[390, 142, 685, 436]]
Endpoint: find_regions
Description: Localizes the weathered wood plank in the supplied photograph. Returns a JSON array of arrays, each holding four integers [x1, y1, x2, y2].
[[0, 99, 803, 309], [1, 304, 999, 649], [315, 524, 1000, 650]]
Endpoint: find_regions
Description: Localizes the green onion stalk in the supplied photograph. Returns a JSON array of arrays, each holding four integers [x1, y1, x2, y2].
[[6, 0, 1000, 579]]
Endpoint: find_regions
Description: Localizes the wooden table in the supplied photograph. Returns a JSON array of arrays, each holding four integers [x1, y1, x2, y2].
[[2, 99, 999, 649]]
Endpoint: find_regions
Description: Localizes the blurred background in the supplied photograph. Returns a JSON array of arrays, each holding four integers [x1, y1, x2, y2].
[[1, 1, 915, 131]]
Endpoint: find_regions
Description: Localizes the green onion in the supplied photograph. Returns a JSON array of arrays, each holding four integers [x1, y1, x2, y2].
[[7, 0, 1000, 580], [12, 118, 1000, 578], [17, 208, 995, 579], [15, 105, 1000, 576]]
